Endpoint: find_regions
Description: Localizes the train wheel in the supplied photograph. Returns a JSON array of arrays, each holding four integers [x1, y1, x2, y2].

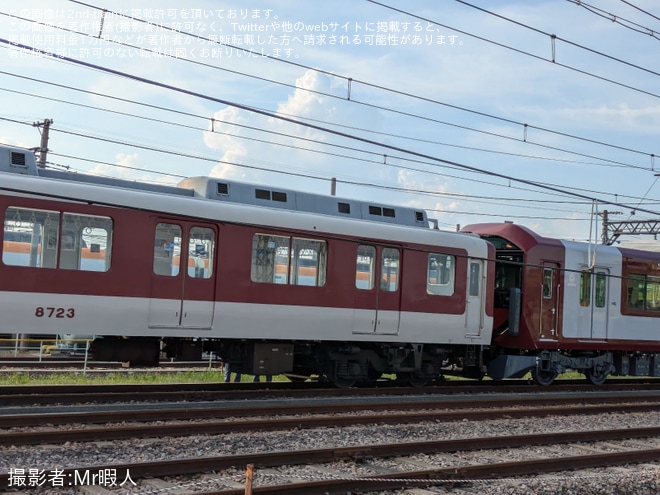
[[409, 377, 429, 387], [532, 368, 557, 386], [333, 377, 356, 388], [584, 368, 608, 385], [402, 372, 429, 387]]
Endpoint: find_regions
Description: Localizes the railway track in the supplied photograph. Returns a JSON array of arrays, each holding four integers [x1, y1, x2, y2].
[[1, 378, 660, 405], [2, 393, 660, 442], [2, 427, 659, 493], [2, 384, 660, 493]]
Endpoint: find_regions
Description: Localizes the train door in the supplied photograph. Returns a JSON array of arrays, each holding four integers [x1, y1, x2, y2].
[[539, 262, 560, 340], [465, 259, 485, 336], [352, 245, 401, 335], [149, 221, 217, 329], [576, 267, 609, 340]]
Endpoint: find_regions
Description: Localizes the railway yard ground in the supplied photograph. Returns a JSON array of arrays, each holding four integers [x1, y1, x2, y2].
[[0, 375, 659, 494]]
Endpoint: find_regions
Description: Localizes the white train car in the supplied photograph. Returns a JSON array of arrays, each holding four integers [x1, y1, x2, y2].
[[0, 145, 494, 386]]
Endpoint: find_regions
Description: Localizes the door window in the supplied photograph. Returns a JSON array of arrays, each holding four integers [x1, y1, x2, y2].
[[469, 262, 481, 297], [153, 223, 181, 276], [356, 245, 376, 290], [542, 268, 553, 299], [380, 248, 399, 292], [187, 227, 215, 279], [595, 272, 607, 308]]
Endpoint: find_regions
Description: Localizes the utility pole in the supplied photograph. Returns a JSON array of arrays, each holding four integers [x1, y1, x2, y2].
[[601, 209, 660, 245], [601, 210, 609, 245], [32, 118, 52, 168], [17, 120, 52, 349]]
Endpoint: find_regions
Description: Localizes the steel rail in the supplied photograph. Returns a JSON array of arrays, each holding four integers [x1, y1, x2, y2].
[[1, 427, 659, 491], [211, 448, 660, 494], [2, 401, 660, 446], [2, 391, 660, 427], [1, 378, 658, 403]]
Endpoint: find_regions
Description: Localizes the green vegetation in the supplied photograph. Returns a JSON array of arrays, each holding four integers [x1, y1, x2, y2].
[[0, 369, 597, 386], [0, 370, 288, 385]]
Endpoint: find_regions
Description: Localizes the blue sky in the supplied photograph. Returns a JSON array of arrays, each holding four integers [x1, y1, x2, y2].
[[0, 0, 658, 243]]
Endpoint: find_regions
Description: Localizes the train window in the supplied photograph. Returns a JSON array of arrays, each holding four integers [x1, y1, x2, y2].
[[3, 206, 59, 268], [627, 275, 645, 310], [579, 271, 591, 307], [187, 227, 214, 279], [427, 253, 455, 296], [648, 277, 660, 312], [469, 262, 481, 297], [60, 213, 112, 272], [251, 234, 327, 286], [542, 268, 553, 299], [356, 245, 376, 290], [595, 272, 607, 308], [153, 223, 182, 276], [290, 238, 327, 286], [381, 248, 399, 292], [3, 208, 112, 271], [625, 274, 660, 312], [251, 234, 289, 284]]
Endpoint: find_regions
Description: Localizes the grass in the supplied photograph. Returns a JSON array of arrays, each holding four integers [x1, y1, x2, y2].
[[0, 368, 593, 386], [0, 370, 286, 386]]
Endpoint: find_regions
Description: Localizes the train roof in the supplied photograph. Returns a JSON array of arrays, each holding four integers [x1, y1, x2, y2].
[[1, 145, 428, 229], [463, 221, 660, 262], [0, 147, 487, 254], [461, 222, 563, 252]]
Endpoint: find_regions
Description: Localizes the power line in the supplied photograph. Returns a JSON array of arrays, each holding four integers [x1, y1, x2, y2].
[[566, 0, 660, 40], [0, 139, 584, 219], [4, 117, 658, 221], [367, 0, 660, 100], [3, 7, 656, 168], [0, 113, 627, 214], [0, 75, 648, 174], [1, 69, 657, 209], [0, 43, 657, 221], [619, 0, 660, 22], [455, 0, 660, 78]]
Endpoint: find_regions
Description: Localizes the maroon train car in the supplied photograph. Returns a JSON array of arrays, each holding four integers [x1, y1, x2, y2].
[[463, 222, 660, 384]]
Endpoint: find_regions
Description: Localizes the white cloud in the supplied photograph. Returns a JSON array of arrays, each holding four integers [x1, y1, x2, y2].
[[88, 153, 177, 185], [202, 69, 387, 189]]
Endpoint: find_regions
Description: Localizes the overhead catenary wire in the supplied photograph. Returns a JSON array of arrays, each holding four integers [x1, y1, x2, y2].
[[2, 75, 658, 213], [6, 111, 657, 214], [0, 64, 656, 206], [0, 122, 604, 217], [0, 78, 650, 177], [3, 5, 655, 166], [455, 0, 660, 78], [1, 38, 658, 221], [619, 0, 660, 23], [2, 4, 658, 231], [367, 0, 660, 100], [0, 6, 656, 231], [566, 0, 660, 40]]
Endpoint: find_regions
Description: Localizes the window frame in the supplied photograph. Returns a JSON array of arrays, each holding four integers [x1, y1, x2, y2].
[[426, 253, 456, 296], [3, 206, 112, 272]]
